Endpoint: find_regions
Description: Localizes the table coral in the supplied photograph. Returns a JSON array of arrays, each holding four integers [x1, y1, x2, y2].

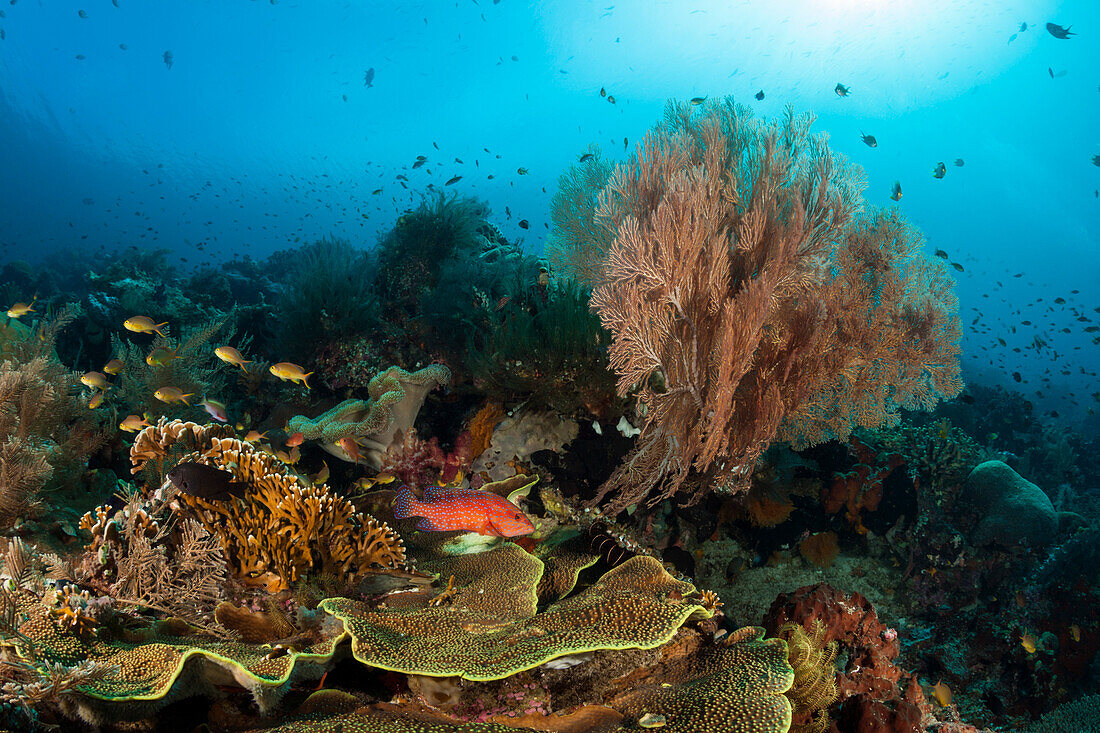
[[320, 544, 714, 681], [612, 626, 794, 733], [7, 588, 344, 724], [287, 364, 451, 467]]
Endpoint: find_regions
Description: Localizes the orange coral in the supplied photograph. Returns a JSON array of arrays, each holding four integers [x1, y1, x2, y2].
[[573, 100, 961, 512], [822, 438, 904, 534], [745, 496, 797, 528], [129, 419, 406, 592], [799, 532, 840, 570], [466, 401, 505, 463]]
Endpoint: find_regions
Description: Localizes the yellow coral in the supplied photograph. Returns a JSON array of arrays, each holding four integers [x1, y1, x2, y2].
[[129, 420, 406, 592], [778, 620, 838, 733]]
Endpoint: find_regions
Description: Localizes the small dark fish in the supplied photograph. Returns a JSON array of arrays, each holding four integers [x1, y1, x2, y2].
[[890, 181, 902, 201], [861, 132, 877, 148], [1048, 67, 1054, 79], [1091, 155, 1100, 167], [518, 219, 529, 229], [934, 249, 949, 259], [78, 9, 87, 18], [1045, 23, 1074, 39], [1054, 297, 1066, 304], [162, 50, 173, 70], [578, 153, 594, 162], [600, 86, 607, 97], [1013, 371, 1022, 383], [754, 89, 765, 100], [445, 175, 462, 186], [690, 96, 707, 105], [364, 67, 375, 87], [933, 162, 946, 179], [412, 159, 426, 169], [951, 262, 964, 272], [1019, 22, 1029, 32], [954, 159, 965, 167], [167, 462, 248, 501], [517, 167, 528, 175], [607, 95, 616, 104], [835, 83, 850, 97]]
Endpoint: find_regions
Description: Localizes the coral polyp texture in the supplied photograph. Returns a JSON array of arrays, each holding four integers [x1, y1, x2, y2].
[[129, 418, 406, 591], [287, 364, 452, 467], [6, 588, 343, 724], [320, 544, 717, 681]]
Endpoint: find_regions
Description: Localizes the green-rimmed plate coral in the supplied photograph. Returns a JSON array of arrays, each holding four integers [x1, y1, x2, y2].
[[320, 544, 714, 681]]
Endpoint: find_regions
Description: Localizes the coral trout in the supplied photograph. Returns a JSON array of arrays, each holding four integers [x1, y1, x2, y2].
[[393, 485, 534, 538]]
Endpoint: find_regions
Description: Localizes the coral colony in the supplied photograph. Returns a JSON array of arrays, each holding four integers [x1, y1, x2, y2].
[[1, 100, 1097, 732]]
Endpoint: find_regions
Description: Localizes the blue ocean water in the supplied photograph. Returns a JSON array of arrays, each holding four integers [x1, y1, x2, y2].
[[1, 1, 1096, 425]]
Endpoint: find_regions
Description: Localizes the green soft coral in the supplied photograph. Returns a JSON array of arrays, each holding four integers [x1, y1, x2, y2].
[[287, 364, 451, 466]]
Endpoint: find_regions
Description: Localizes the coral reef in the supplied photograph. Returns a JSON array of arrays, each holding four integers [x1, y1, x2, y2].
[[322, 544, 715, 680], [0, 305, 105, 529], [374, 193, 490, 323], [129, 419, 406, 592], [287, 364, 451, 467], [465, 277, 618, 418], [273, 237, 379, 364], [554, 99, 962, 511], [960, 460, 1058, 548], [765, 584, 919, 708]]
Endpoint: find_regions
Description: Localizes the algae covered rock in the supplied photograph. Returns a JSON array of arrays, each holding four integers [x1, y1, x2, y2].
[[961, 460, 1057, 548]]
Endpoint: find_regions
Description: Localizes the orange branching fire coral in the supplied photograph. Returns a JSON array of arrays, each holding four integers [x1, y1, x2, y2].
[[129, 419, 406, 592], [560, 100, 961, 511]]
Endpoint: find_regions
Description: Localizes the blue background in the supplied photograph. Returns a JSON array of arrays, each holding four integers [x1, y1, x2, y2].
[[0, 0, 1096, 420]]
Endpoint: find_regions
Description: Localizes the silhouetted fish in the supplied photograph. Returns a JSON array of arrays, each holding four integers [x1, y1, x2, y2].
[[167, 462, 248, 501], [1045, 22, 1074, 39]]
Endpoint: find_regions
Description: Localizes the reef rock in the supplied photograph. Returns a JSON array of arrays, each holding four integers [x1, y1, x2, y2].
[[961, 460, 1057, 548]]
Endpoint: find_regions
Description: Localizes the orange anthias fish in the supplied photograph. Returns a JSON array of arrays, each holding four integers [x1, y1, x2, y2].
[[154, 386, 194, 405], [6, 293, 37, 319], [931, 680, 953, 707], [337, 437, 364, 464], [1021, 630, 1038, 654], [269, 362, 313, 388], [124, 316, 169, 337], [393, 485, 535, 538], [119, 414, 152, 433], [214, 346, 251, 370]]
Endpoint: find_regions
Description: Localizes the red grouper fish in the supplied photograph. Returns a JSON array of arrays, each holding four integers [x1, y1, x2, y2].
[[393, 485, 535, 538]]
